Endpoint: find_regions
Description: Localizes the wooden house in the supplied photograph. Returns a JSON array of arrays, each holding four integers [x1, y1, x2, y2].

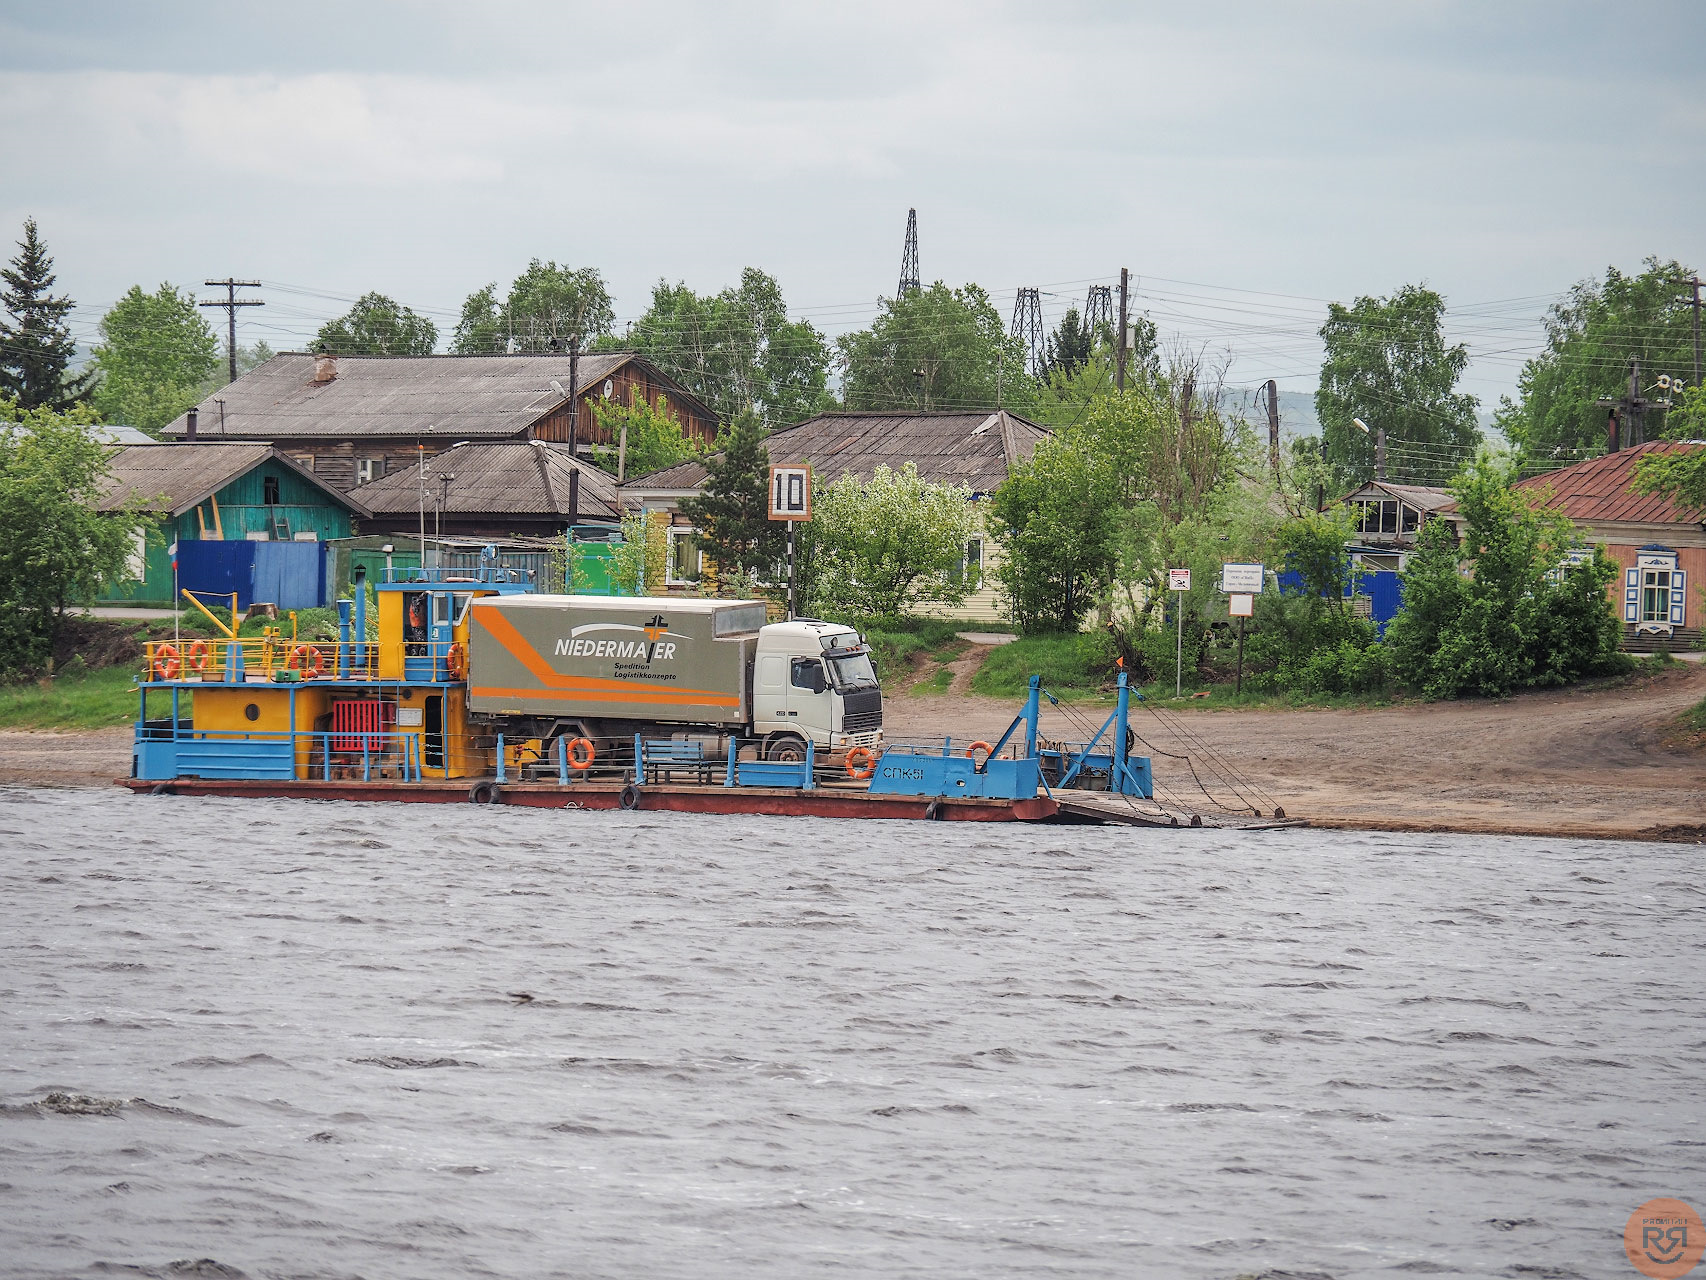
[[159, 352, 719, 492], [1511, 442, 1705, 651], [623, 410, 1049, 621], [96, 442, 367, 608], [355, 440, 623, 541]]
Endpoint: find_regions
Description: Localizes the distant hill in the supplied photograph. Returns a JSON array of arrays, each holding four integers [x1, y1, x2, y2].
[[1221, 386, 1320, 441], [1222, 386, 1500, 444]]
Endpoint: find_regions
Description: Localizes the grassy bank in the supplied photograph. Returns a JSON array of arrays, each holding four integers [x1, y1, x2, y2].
[[0, 666, 142, 730]]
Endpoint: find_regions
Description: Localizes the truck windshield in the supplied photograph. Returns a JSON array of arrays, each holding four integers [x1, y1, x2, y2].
[[825, 651, 877, 691]]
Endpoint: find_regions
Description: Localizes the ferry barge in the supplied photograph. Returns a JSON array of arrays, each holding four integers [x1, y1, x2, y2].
[[121, 562, 1292, 828]]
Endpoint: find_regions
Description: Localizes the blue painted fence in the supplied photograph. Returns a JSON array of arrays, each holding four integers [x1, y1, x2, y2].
[[176, 541, 331, 610]]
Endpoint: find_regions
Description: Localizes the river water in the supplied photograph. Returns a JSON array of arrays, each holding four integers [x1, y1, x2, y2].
[[1, 787, 1700, 1279]]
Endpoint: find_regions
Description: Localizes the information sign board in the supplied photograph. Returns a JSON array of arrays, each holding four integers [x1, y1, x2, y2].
[[1167, 567, 1191, 592], [1220, 562, 1265, 594], [1229, 593, 1254, 617]]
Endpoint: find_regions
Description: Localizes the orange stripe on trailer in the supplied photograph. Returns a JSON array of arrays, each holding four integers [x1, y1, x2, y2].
[[469, 685, 742, 708]]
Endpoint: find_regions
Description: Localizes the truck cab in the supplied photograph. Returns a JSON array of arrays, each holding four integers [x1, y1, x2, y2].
[[752, 619, 883, 761]]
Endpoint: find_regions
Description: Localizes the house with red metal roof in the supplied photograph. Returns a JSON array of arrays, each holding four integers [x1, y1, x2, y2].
[[1511, 442, 1705, 652]]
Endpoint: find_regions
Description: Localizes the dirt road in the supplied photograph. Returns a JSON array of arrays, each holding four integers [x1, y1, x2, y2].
[[886, 663, 1706, 842], [4, 666, 1701, 841]]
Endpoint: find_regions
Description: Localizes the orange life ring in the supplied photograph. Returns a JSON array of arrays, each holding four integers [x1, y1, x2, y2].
[[444, 642, 467, 679], [964, 740, 994, 762], [152, 643, 181, 680], [186, 639, 212, 672], [565, 737, 596, 770], [844, 745, 876, 780], [287, 644, 324, 679]]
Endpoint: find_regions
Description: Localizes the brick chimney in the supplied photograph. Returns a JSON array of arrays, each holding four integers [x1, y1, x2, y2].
[[313, 351, 338, 384], [186, 406, 197, 440]]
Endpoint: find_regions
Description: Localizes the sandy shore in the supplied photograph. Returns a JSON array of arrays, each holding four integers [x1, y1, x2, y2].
[[4, 665, 1702, 841]]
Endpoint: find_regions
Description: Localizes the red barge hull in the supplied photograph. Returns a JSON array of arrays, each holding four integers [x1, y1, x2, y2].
[[119, 777, 1062, 822]]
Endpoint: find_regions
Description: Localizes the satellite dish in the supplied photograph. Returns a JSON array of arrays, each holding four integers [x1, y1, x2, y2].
[[603, 379, 615, 398]]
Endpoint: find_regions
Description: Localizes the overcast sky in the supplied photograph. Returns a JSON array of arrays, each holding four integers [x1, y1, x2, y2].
[[3, 1, 1703, 407]]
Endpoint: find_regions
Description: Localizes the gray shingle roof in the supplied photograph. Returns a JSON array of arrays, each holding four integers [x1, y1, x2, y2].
[[1341, 481, 1456, 513], [354, 441, 622, 521], [96, 443, 368, 517], [157, 352, 707, 440], [623, 410, 1048, 495]]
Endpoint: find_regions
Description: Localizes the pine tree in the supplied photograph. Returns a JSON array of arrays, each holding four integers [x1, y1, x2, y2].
[[678, 410, 783, 580], [0, 219, 90, 411]]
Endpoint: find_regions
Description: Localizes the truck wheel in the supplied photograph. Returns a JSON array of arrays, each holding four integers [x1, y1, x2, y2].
[[764, 734, 808, 763]]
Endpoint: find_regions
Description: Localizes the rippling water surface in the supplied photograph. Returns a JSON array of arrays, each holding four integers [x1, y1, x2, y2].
[[1, 787, 1701, 1279]]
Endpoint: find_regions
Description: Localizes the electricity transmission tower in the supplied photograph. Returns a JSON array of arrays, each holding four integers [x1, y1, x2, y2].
[[1010, 288, 1044, 378], [200, 279, 264, 383], [1084, 284, 1113, 336], [896, 209, 920, 298]]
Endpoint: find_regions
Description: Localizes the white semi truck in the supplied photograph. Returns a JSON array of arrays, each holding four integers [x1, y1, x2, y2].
[[464, 595, 883, 762]]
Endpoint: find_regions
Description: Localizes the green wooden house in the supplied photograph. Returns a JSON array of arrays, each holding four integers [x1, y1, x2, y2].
[[97, 443, 368, 606]]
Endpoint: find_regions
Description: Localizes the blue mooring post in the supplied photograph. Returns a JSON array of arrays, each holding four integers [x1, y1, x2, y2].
[[557, 736, 568, 786], [496, 733, 506, 783], [1115, 672, 1131, 794], [803, 739, 815, 790], [1024, 675, 1041, 760], [634, 733, 643, 786], [724, 740, 738, 788]]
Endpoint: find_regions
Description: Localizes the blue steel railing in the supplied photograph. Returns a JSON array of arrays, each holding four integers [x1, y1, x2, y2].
[[135, 726, 428, 782]]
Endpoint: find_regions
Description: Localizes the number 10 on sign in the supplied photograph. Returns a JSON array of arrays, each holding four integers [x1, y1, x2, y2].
[[769, 465, 812, 521]]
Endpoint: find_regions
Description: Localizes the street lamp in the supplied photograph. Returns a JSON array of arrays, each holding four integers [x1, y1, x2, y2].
[[1353, 417, 1386, 481]]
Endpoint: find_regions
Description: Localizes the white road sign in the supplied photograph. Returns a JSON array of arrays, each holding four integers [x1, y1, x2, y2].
[[1168, 568, 1191, 591], [768, 464, 812, 521], [1229, 593, 1254, 617], [1220, 562, 1265, 594]]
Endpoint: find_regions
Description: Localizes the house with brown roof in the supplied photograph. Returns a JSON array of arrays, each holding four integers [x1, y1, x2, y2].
[[355, 440, 622, 540], [623, 409, 1049, 620], [159, 351, 719, 492], [1505, 442, 1705, 650]]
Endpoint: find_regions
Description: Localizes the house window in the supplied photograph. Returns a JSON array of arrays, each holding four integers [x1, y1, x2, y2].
[[667, 527, 702, 585], [1401, 504, 1420, 534], [357, 458, 384, 484], [960, 536, 983, 589], [263, 475, 281, 505], [1641, 568, 1673, 623]]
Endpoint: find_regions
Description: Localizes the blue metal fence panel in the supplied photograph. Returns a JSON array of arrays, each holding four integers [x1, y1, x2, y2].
[[253, 540, 329, 609], [177, 541, 257, 608]]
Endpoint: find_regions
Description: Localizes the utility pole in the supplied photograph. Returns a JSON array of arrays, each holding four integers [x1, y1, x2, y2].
[[567, 336, 581, 456], [1376, 425, 1386, 481], [200, 279, 264, 384], [1596, 357, 1658, 451], [1681, 276, 1703, 388], [897, 209, 921, 299], [1264, 379, 1280, 473], [1116, 268, 1129, 392]]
